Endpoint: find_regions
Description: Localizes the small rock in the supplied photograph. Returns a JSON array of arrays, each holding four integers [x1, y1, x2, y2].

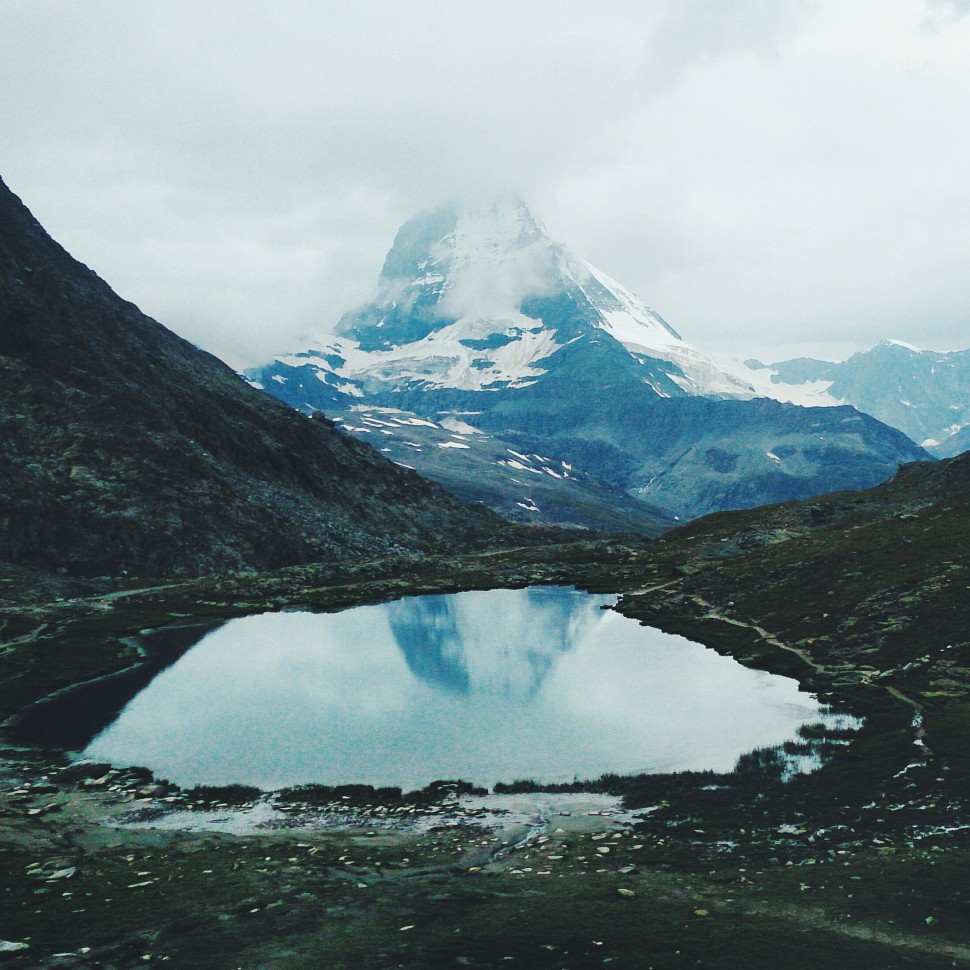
[[58, 762, 112, 782], [616, 888, 636, 898]]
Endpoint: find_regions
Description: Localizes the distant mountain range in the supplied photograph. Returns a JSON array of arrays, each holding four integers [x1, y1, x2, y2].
[[249, 198, 929, 527], [740, 340, 970, 458], [0, 176, 508, 579]]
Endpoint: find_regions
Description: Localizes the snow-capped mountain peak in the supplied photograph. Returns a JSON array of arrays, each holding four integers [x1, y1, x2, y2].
[[298, 197, 754, 399], [880, 338, 923, 353], [731, 340, 970, 457], [245, 198, 930, 530]]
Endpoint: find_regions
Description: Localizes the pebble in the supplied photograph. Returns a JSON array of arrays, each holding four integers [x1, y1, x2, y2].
[[47, 867, 77, 881]]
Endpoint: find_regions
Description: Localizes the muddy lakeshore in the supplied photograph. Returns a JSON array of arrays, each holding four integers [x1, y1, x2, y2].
[[3, 541, 970, 968]]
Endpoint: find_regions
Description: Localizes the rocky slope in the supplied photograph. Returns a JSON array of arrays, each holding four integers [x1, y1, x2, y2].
[[250, 199, 930, 522], [0, 176, 506, 579]]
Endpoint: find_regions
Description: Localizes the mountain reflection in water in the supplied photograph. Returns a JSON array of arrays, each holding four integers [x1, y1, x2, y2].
[[388, 587, 600, 696], [80, 586, 839, 791]]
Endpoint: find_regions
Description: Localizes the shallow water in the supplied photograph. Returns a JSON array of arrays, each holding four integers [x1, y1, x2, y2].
[[83, 586, 843, 790]]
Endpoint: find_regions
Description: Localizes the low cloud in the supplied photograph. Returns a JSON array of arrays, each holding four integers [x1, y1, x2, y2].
[[922, 0, 970, 30], [435, 203, 560, 324], [2, 1, 969, 366]]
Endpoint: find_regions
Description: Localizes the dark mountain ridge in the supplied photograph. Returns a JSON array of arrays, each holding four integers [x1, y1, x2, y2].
[[0, 177, 504, 578]]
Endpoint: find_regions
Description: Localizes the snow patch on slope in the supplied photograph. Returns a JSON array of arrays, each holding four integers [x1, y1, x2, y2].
[[710, 354, 846, 408], [278, 320, 563, 392], [563, 259, 754, 399]]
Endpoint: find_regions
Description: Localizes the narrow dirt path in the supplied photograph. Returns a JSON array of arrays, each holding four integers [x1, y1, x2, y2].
[[689, 594, 826, 673]]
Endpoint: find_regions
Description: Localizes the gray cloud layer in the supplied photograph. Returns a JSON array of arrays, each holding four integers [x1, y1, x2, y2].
[[2, 0, 969, 366]]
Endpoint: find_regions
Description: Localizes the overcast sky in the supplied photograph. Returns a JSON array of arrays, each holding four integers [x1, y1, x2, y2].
[[3, 0, 969, 368]]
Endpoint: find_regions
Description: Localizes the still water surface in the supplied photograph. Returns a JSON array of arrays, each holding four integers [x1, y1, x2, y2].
[[84, 587, 843, 790]]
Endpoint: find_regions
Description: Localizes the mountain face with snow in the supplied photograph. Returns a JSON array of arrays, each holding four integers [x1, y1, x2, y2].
[[249, 199, 930, 524], [269, 198, 754, 403], [321, 404, 673, 534], [743, 341, 970, 458]]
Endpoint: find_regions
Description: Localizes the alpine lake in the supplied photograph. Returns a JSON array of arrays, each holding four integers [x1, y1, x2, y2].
[[21, 587, 856, 794]]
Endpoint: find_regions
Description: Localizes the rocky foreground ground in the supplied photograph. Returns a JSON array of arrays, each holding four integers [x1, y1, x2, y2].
[[2, 737, 968, 969]]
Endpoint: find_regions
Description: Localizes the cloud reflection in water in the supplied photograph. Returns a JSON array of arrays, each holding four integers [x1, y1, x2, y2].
[[85, 587, 829, 791]]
